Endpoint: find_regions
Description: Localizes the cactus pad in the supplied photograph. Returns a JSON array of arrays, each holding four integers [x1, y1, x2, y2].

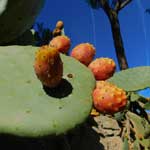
[[0, 46, 95, 137], [0, 0, 45, 44]]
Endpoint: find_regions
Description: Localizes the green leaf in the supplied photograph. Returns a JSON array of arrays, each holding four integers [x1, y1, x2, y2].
[[127, 111, 150, 139], [130, 92, 141, 102], [130, 92, 149, 103], [139, 139, 150, 150], [144, 102, 150, 110], [108, 66, 150, 91], [114, 112, 125, 121], [122, 138, 129, 150], [133, 140, 140, 150], [0, 46, 95, 137]]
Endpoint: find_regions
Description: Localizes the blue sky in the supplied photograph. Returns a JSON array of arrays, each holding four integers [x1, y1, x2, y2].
[[34, 0, 150, 97]]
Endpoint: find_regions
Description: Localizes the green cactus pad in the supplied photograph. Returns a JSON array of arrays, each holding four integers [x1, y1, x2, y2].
[[0, 0, 45, 44], [0, 46, 95, 137], [108, 66, 150, 91]]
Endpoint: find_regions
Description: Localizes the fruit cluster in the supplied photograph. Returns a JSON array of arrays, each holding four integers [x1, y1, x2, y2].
[[34, 20, 127, 115]]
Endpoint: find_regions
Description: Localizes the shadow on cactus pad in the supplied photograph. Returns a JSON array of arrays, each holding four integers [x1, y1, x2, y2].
[[0, 45, 95, 138], [43, 79, 73, 99]]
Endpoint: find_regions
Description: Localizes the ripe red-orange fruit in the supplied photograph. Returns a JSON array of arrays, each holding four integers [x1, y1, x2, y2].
[[56, 20, 64, 29], [96, 80, 114, 89], [88, 57, 116, 80], [70, 43, 96, 66], [34, 45, 63, 88], [92, 81, 127, 114], [49, 35, 71, 54]]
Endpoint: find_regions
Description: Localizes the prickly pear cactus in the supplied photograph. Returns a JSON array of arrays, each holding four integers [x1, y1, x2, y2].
[[0, 0, 45, 44], [0, 46, 95, 137]]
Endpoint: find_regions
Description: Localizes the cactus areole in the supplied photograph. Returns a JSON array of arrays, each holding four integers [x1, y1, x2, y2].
[[0, 0, 45, 44], [0, 46, 95, 137]]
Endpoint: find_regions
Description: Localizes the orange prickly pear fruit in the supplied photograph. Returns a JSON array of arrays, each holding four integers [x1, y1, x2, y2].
[[92, 81, 127, 114], [49, 35, 71, 54], [88, 57, 116, 80], [56, 20, 64, 29], [34, 45, 63, 88], [70, 43, 96, 66], [96, 80, 114, 89]]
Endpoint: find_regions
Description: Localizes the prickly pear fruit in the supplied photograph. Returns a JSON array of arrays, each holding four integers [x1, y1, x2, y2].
[[70, 43, 96, 66], [49, 35, 71, 54], [88, 57, 116, 80], [96, 80, 114, 89], [34, 45, 63, 88], [92, 81, 127, 114], [56, 20, 64, 29]]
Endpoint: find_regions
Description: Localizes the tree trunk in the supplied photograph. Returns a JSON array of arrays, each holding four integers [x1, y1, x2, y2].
[[104, 9, 129, 70]]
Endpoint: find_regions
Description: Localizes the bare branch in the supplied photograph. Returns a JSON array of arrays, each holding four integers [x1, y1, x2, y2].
[[100, 0, 111, 14], [100, 0, 110, 9], [120, 0, 132, 9], [116, 0, 132, 12], [114, 1, 120, 12], [114, 0, 123, 12]]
